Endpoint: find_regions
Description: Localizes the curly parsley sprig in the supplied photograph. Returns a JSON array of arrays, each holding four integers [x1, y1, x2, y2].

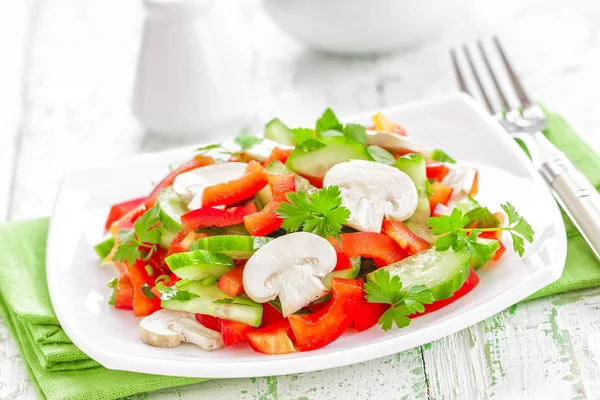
[[113, 206, 163, 265], [276, 185, 350, 238], [364, 269, 434, 331], [428, 202, 534, 266]]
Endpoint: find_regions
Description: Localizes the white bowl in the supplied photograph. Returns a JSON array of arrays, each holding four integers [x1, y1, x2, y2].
[[262, 0, 467, 54]]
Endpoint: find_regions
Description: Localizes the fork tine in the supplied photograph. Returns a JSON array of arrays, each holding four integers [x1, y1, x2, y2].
[[493, 36, 532, 107], [477, 40, 511, 112], [450, 49, 471, 96], [462, 45, 495, 114]]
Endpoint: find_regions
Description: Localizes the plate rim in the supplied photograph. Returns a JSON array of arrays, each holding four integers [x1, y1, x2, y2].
[[46, 92, 567, 378]]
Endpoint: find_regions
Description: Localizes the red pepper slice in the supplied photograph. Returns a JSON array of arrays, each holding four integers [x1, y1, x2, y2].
[[381, 219, 430, 256], [202, 161, 269, 207], [340, 232, 406, 268], [217, 266, 245, 297], [263, 147, 293, 167], [260, 302, 285, 327], [469, 171, 479, 197], [326, 237, 353, 271], [352, 300, 389, 332], [109, 203, 147, 237], [220, 320, 255, 346], [195, 314, 222, 332], [288, 278, 363, 351], [411, 268, 479, 317], [491, 240, 506, 261], [167, 231, 208, 255], [432, 203, 452, 217], [426, 161, 450, 182], [114, 274, 134, 310], [145, 155, 215, 208], [429, 182, 454, 214], [181, 203, 257, 234], [128, 259, 161, 317], [244, 174, 296, 236], [104, 197, 146, 231], [246, 319, 296, 354]]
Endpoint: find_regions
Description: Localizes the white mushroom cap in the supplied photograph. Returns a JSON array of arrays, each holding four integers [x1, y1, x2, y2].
[[323, 160, 418, 232], [242, 232, 336, 317], [243, 138, 294, 162], [139, 309, 224, 351], [173, 162, 247, 210], [442, 166, 478, 208], [366, 130, 426, 154]]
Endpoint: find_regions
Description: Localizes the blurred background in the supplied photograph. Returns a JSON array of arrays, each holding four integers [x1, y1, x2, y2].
[[1, 0, 599, 221]]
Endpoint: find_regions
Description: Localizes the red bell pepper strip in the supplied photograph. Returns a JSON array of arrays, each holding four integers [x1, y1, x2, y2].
[[429, 182, 454, 214], [128, 259, 161, 317], [381, 219, 430, 256], [260, 302, 285, 327], [114, 274, 134, 310], [326, 237, 353, 271], [288, 278, 363, 351], [246, 319, 296, 354], [491, 240, 506, 261], [220, 320, 255, 346], [340, 232, 406, 268], [432, 203, 452, 217], [195, 314, 222, 332], [469, 171, 479, 197], [104, 196, 146, 231], [217, 266, 245, 297], [181, 204, 257, 234], [202, 161, 268, 207], [426, 161, 450, 182], [263, 147, 293, 167], [352, 300, 389, 332], [167, 231, 208, 255], [302, 175, 324, 188], [145, 155, 215, 208], [411, 268, 479, 316], [244, 174, 296, 236], [109, 203, 147, 237]]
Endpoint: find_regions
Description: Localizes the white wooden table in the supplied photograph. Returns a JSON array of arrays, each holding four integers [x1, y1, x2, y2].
[[2, 0, 600, 399]]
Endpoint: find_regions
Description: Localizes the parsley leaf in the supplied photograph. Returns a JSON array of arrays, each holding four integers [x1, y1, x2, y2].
[[465, 206, 501, 228], [276, 185, 350, 238], [113, 207, 163, 265], [364, 269, 434, 332], [234, 132, 263, 151], [297, 138, 327, 153], [343, 123, 367, 145], [155, 282, 199, 301], [291, 128, 314, 144], [367, 145, 395, 165], [196, 143, 222, 154], [315, 108, 343, 134]]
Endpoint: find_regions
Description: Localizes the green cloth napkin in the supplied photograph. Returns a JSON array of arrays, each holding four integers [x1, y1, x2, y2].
[[0, 219, 207, 400], [0, 108, 599, 400]]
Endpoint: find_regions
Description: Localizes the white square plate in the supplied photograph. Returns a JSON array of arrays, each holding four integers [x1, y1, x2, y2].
[[47, 93, 567, 378]]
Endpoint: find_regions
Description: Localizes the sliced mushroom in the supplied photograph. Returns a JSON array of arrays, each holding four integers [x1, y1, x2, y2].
[[173, 162, 247, 210], [243, 232, 336, 317], [323, 160, 418, 232], [139, 309, 224, 351], [442, 166, 478, 207], [244, 138, 294, 162], [366, 130, 426, 154]]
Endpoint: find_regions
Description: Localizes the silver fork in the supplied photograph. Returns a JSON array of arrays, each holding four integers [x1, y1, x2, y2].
[[451, 36, 600, 259]]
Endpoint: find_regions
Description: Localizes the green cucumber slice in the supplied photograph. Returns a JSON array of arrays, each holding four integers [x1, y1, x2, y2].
[[428, 149, 456, 164], [156, 187, 187, 233], [165, 249, 235, 280], [189, 235, 272, 260], [286, 136, 373, 178], [394, 153, 430, 228], [454, 196, 480, 214], [158, 227, 176, 249], [195, 224, 250, 236], [264, 118, 295, 146], [94, 236, 115, 259], [321, 257, 361, 290], [161, 282, 263, 327], [368, 248, 471, 300]]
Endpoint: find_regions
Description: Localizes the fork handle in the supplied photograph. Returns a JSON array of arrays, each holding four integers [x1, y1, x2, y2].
[[540, 157, 600, 259]]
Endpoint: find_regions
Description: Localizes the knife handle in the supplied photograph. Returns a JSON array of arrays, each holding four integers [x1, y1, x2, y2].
[[540, 158, 600, 259]]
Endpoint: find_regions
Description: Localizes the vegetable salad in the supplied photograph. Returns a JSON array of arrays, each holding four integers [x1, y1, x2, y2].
[[95, 109, 534, 354]]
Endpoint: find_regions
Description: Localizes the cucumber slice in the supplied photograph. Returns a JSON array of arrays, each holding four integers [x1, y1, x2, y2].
[[264, 118, 295, 146], [428, 149, 456, 164], [257, 160, 318, 207], [158, 227, 176, 249], [156, 187, 187, 233], [394, 154, 430, 228], [286, 136, 373, 178], [189, 235, 272, 260], [195, 224, 250, 236], [165, 249, 235, 280], [162, 282, 263, 327], [454, 196, 480, 214], [94, 236, 115, 259], [470, 238, 500, 271], [321, 257, 361, 290], [368, 248, 471, 300]]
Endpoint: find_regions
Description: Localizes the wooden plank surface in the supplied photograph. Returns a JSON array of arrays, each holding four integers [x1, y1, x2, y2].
[[2, 0, 600, 399]]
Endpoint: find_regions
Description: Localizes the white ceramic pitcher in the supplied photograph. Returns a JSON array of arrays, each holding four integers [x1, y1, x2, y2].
[[132, 0, 254, 138]]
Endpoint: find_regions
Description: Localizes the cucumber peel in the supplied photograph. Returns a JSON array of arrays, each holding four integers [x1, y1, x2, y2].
[[156, 186, 187, 233], [189, 235, 272, 260], [264, 118, 295, 146], [165, 249, 235, 280]]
